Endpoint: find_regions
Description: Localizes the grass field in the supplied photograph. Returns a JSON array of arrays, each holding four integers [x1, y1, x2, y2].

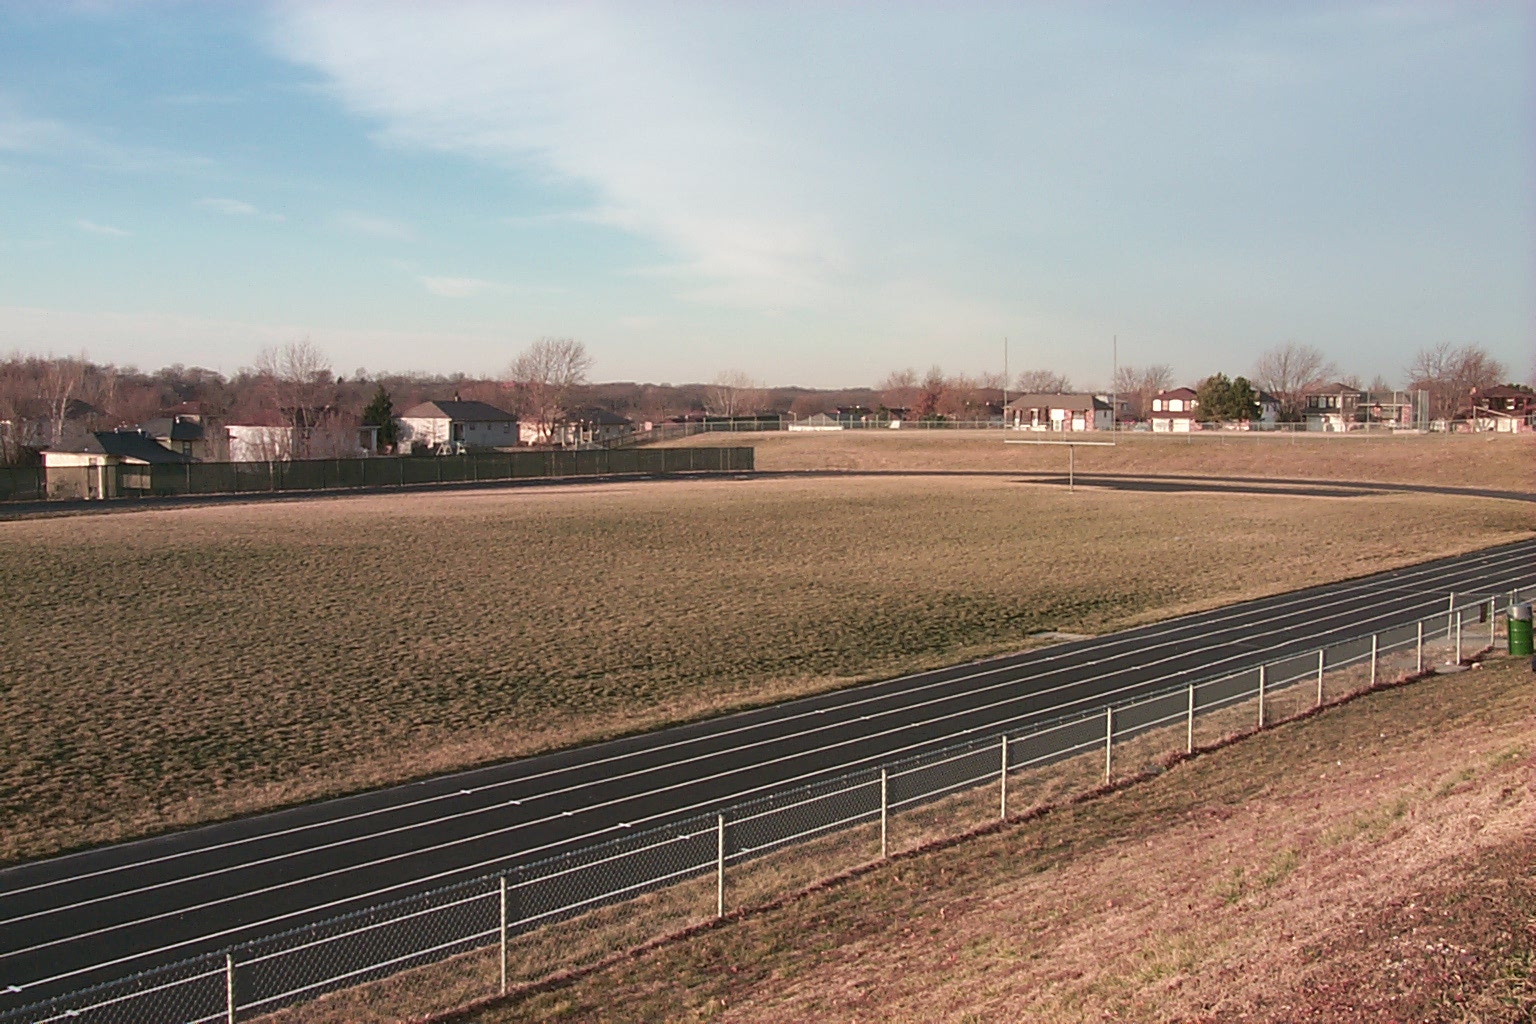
[[2, 475, 1532, 863], [661, 428, 1536, 489], [468, 654, 1536, 1024]]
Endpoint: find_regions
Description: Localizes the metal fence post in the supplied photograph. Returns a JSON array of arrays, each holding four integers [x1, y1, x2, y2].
[[499, 875, 508, 996], [716, 814, 725, 919], [999, 737, 1008, 819], [1104, 707, 1113, 784], [226, 953, 236, 1024], [1456, 611, 1463, 663], [1370, 634, 1378, 687], [1316, 650, 1325, 706], [880, 768, 888, 858], [1490, 602, 1496, 649], [1257, 665, 1266, 728], [1448, 592, 1456, 636], [1186, 684, 1195, 754], [1416, 621, 1424, 674]]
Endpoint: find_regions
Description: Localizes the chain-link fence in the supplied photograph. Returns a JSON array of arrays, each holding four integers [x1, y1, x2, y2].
[[10, 447, 754, 504], [3, 590, 1522, 1023]]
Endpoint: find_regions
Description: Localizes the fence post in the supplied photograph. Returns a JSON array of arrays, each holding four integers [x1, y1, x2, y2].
[[1316, 650, 1325, 706], [226, 953, 236, 1024], [1370, 634, 1378, 687], [880, 768, 888, 859], [1104, 707, 1113, 784], [1257, 665, 1266, 728], [1447, 592, 1456, 636], [999, 737, 1008, 819], [499, 875, 508, 995], [716, 814, 725, 919], [1456, 611, 1463, 663], [1490, 602, 1496, 649], [1416, 621, 1424, 674], [1186, 684, 1195, 754]]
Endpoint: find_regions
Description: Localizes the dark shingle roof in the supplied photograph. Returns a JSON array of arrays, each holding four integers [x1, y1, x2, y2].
[[400, 400, 516, 422], [1005, 393, 1109, 413], [47, 430, 193, 463], [139, 417, 205, 442]]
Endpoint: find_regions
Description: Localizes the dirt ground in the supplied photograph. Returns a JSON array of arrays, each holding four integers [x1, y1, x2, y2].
[[664, 429, 1536, 491], [3, 475, 1530, 864], [472, 654, 1536, 1024]]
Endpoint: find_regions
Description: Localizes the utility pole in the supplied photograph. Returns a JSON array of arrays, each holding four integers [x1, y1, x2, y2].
[[1003, 337, 1009, 422], [1111, 335, 1117, 436]]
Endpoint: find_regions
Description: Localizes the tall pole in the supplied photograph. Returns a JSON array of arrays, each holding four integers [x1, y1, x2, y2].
[[1111, 334, 1118, 437], [1003, 337, 1009, 419]]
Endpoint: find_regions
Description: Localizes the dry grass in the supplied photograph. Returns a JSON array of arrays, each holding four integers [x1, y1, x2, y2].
[[662, 428, 1536, 490], [2, 474, 1531, 863], [467, 654, 1536, 1024]]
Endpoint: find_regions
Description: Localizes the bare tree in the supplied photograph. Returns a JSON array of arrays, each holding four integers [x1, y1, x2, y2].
[[41, 355, 89, 445], [1013, 369, 1072, 394], [1406, 342, 1506, 422], [1253, 342, 1335, 422], [1112, 364, 1173, 420], [506, 337, 593, 444], [703, 370, 767, 417], [254, 340, 334, 457]]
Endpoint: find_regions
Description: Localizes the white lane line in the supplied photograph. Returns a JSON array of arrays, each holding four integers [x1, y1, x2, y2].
[[1, 546, 1529, 925], [6, 560, 1530, 978], [7, 540, 1522, 907]]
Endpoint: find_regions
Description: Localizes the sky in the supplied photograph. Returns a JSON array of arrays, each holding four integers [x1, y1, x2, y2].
[[0, 2, 1532, 389]]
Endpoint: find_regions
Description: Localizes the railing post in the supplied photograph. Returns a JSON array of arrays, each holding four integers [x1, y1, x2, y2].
[[226, 953, 236, 1024], [1316, 649, 1325, 707], [1186, 684, 1195, 754], [1490, 602, 1496, 649], [716, 814, 725, 919], [1447, 592, 1456, 636], [1456, 611, 1463, 663], [999, 737, 1008, 819], [1104, 707, 1113, 784], [499, 875, 508, 995], [1257, 665, 1266, 728], [1370, 634, 1378, 687], [880, 768, 888, 858], [1416, 621, 1423, 674]]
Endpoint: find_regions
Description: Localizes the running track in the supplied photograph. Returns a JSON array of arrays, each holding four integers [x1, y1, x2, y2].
[[2, 537, 1534, 1009]]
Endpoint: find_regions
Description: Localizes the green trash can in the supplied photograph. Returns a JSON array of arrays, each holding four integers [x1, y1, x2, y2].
[[1509, 602, 1534, 657]]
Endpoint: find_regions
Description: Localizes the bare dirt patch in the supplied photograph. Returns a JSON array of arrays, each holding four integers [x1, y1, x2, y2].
[[468, 656, 1536, 1024], [663, 429, 1536, 491], [2, 475, 1530, 863]]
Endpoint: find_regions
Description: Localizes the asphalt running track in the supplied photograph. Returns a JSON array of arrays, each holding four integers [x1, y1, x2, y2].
[[2, 538, 1534, 1012]]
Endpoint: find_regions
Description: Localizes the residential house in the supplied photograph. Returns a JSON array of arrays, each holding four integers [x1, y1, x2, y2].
[[1469, 385, 1536, 433], [1005, 394, 1113, 432], [1304, 385, 1416, 431], [226, 415, 299, 462], [566, 408, 634, 447], [398, 399, 518, 453], [42, 429, 192, 500], [138, 414, 214, 460], [1148, 388, 1200, 432]]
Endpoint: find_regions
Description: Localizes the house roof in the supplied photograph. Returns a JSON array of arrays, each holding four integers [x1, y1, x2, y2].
[[400, 400, 517, 422], [139, 417, 205, 442], [46, 429, 193, 463], [1155, 387, 1199, 401], [1005, 393, 1109, 413], [1474, 384, 1536, 399]]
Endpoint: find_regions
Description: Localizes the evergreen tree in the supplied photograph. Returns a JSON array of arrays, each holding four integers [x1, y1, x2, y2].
[[1196, 373, 1260, 423], [361, 384, 400, 449]]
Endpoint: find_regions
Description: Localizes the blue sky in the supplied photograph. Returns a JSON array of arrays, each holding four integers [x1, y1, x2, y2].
[[1, 2, 1531, 388]]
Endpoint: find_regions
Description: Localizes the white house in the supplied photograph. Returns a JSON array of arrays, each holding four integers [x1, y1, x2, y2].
[[42, 429, 192, 499], [226, 421, 299, 462], [1149, 388, 1200, 432], [398, 400, 518, 453], [1004, 394, 1112, 432]]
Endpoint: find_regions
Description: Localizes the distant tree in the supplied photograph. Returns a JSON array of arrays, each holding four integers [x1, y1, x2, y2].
[[703, 370, 767, 417], [1253, 342, 1334, 422], [912, 365, 947, 418], [1013, 369, 1072, 394], [1112, 364, 1173, 420], [361, 384, 400, 450], [1368, 373, 1394, 392], [506, 337, 593, 444], [1196, 373, 1260, 423], [254, 339, 334, 457], [1405, 342, 1506, 421]]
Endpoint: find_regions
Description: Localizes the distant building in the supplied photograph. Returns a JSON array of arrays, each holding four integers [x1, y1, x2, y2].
[[1468, 384, 1536, 433], [1006, 393, 1112, 432], [42, 429, 192, 500], [1303, 385, 1415, 431], [1148, 387, 1200, 432], [398, 400, 518, 452]]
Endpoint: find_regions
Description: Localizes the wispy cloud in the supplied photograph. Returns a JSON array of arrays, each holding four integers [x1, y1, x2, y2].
[[419, 275, 494, 298], [0, 105, 211, 174], [334, 211, 411, 239], [197, 197, 286, 221], [74, 218, 129, 237]]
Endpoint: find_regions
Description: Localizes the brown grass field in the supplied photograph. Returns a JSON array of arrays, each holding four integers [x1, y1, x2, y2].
[[2, 471, 1532, 864], [464, 653, 1536, 1024], [662, 428, 1536, 490]]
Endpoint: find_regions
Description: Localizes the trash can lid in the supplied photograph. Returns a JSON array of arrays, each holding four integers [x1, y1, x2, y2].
[[1512, 602, 1533, 621]]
